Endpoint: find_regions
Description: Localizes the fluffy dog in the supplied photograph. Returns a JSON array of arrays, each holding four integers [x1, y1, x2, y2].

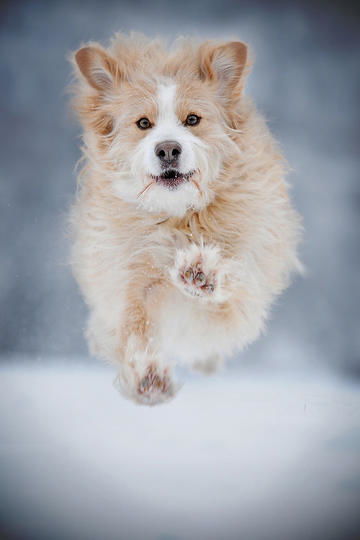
[[70, 33, 302, 405]]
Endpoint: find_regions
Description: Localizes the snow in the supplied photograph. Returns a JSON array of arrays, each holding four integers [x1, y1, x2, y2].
[[1, 360, 360, 540]]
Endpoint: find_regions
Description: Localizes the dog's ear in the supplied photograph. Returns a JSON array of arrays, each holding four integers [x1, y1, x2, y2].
[[74, 46, 120, 92], [200, 41, 249, 98]]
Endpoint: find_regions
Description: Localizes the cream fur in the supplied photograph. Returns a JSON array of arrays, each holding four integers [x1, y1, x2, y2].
[[69, 33, 303, 405]]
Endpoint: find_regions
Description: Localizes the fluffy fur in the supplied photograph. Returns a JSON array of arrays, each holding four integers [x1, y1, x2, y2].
[[69, 33, 302, 405]]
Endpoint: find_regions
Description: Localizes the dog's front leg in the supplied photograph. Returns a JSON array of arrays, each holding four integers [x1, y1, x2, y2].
[[115, 275, 177, 406], [169, 242, 235, 373]]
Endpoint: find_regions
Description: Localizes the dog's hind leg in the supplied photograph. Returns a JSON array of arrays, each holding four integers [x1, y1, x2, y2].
[[191, 354, 224, 375]]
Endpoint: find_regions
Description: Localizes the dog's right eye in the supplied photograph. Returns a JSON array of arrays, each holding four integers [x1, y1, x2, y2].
[[136, 117, 152, 130]]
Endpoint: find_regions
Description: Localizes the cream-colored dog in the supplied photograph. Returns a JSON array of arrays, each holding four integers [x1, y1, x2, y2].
[[70, 33, 302, 405]]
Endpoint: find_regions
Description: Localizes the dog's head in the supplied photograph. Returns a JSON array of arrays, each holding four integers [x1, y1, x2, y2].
[[72, 35, 249, 217]]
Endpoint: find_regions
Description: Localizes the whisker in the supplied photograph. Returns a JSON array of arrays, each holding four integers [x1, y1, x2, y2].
[[191, 178, 202, 194], [137, 181, 155, 198]]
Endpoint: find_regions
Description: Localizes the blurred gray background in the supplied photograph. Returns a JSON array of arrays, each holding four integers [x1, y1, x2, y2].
[[0, 0, 359, 370]]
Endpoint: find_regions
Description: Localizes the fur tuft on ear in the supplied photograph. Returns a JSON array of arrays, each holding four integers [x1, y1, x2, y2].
[[200, 41, 249, 98], [74, 46, 119, 92]]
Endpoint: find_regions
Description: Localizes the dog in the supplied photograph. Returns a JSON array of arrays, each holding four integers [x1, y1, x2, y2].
[[69, 33, 302, 405]]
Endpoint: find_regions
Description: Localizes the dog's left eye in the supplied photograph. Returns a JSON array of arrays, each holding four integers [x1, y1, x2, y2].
[[185, 114, 201, 126], [136, 117, 152, 130]]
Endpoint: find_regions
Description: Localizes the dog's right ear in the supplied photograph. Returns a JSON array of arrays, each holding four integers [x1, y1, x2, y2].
[[74, 46, 120, 92]]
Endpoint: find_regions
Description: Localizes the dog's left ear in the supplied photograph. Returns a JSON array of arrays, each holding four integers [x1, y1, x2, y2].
[[200, 41, 249, 99]]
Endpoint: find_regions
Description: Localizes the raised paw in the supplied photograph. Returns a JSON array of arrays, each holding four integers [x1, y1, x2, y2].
[[171, 244, 228, 302], [180, 261, 216, 298]]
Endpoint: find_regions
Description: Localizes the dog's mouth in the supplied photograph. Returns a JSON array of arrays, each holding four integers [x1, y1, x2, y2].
[[150, 169, 195, 190], [138, 169, 201, 199]]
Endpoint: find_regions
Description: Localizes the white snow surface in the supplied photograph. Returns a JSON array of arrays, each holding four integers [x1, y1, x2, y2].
[[1, 360, 360, 540]]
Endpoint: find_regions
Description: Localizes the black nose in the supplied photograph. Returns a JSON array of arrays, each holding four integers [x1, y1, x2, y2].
[[155, 140, 182, 165]]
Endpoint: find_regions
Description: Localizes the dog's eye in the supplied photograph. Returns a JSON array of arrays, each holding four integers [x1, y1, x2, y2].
[[185, 114, 201, 126], [136, 117, 152, 130]]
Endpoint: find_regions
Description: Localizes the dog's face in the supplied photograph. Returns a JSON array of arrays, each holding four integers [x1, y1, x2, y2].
[[73, 38, 248, 217]]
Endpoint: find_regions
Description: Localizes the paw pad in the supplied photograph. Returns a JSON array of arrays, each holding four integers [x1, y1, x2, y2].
[[115, 357, 177, 406], [180, 260, 216, 297], [138, 364, 170, 395]]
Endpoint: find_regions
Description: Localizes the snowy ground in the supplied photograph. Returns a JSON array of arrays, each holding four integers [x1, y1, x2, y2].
[[1, 360, 360, 540]]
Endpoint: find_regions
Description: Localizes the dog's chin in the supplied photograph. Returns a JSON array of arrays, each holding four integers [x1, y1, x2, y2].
[[137, 169, 202, 217], [150, 169, 196, 191]]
